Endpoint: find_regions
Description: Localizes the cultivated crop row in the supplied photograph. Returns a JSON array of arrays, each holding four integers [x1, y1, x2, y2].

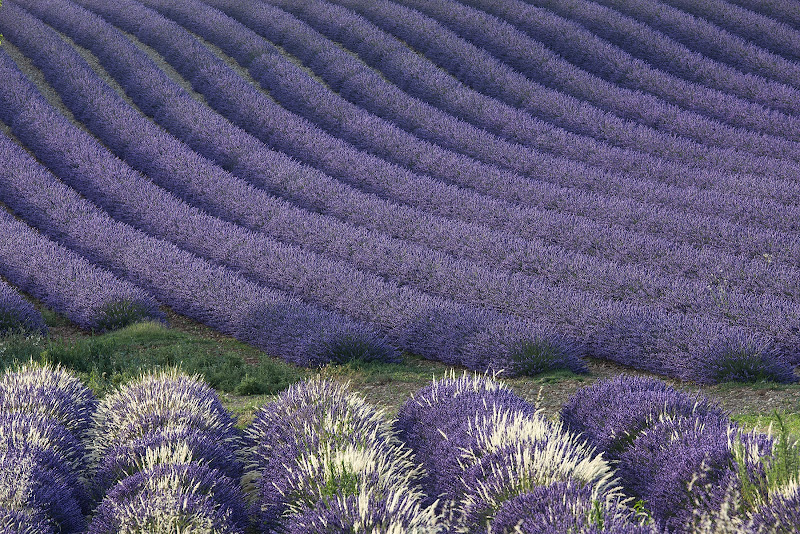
[[269, 0, 800, 178], [2, 365, 795, 532], [588, 0, 800, 87]]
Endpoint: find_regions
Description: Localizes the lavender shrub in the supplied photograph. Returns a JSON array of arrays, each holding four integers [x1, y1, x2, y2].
[[0, 279, 46, 336]]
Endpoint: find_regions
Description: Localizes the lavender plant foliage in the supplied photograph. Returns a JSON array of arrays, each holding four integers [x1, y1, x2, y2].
[[560, 375, 728, 458], [701, 334, 798, 384], [0, 506, 55, 534], [91, 426, 242, 501], [617, 413, 734, 532], [0, 448, 86, 534], [490, 480, 657, 534], [245, 379, 427, 531], [11, 0, 800, 381], [0, 280, 46, 336], [394, 373, 537, 500], [88, 463, 248, 534], [282, 491, 443, 534], [0, 362, 97, 443], [749, 483, 800, 533], [89, 370, 240, 466]]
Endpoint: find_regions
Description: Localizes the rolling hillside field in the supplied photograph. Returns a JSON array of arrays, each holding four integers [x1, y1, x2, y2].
[[0, 0, 799, 532]]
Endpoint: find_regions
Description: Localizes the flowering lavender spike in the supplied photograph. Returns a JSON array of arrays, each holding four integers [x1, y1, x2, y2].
[[748, 481, 800, 533], [89, 369, 239, 467], [490, 480, 658, 533], [0, 362, 97, 443], [560, 375, 729, 458], [0, 279, 46, 336], [88, 463, 248, 534]]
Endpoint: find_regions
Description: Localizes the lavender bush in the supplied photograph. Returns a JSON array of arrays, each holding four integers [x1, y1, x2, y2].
[[490, 480, 657, 533], [244, 378, 440, 532], [560, 375, 729, 458], [0, 279, 45, 336]]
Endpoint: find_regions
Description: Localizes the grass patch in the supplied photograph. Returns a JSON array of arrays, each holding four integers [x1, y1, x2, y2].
[[0, 320, 303, 397], [731, 411, 800, 443]]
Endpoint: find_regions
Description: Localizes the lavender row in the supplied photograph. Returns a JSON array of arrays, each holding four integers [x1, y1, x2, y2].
[[590, 0, 800, 89], [0, 208, 162, 333], [0, 364, 97, 533], [274, 0, 800, 176], [338, 0, 800, 159], [398, 0, 800, 146], [202, 0, 800, 208], [15, 0, 800, 367], [87, 370, 248, 533], [658, 0, 800, 62], [727, 0, 800, 31], [456, 0, 800, 122], [244, 379, 442, 532], [521, 0, 800, 116], [134, 0, 800, 239], [0, 73, 392, 370], [0, 277, 46, 335], [0, 14, 586, 377], [58, 0, 800, 272]]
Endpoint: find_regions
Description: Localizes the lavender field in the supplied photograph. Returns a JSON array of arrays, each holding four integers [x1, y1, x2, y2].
[[1, 0, 800, 384]]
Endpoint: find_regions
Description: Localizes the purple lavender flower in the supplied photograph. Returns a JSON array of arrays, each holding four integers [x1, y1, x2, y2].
[[0, 362, 97, 443], [91, 426, 242, 501], [0, 280, 46, 336], [490, 480, 657, 534], [617, 413, 734, 531], [245, 379, 430, 531], [88, 463, 248, 534], [0, 448, 86, 534], [89, 369, 240, 466], [748, 483, 800, 533], [561, 375, 728, 458], [0, 506, 55, 534]]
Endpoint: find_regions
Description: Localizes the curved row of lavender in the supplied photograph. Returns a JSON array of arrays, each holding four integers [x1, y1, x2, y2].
[[86, 369, 248, 533], [0, 93, 394, 368], [0, 209, 162, 333], [0, 277, 46, 335], [265, 0, 800, 178], [562, 375, 799, 532], [0, 0, 797, 383], [6, 0, 800, 386], [243, 379, 444, 532], [394, 373, 656, 532], [0, 363, 97, 533]]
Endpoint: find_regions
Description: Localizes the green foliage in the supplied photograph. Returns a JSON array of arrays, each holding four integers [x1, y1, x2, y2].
[[733, 412, 800, 513], [93, 299, 159, 332], [509, 339, 576, 376], [0, 321, 300, 397]]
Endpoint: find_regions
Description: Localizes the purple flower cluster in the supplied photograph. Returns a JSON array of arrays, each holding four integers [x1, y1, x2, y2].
[[560, 375, 727, 458], [0, 278, 46, 336], [7, 0, 798, 383], [561, 376, 800, 532], [244, 379, 442, 532], [269, 0, 800, 180], [87, 369, 248, 533], [521, 0, 800, 115], [0, 363, 97, 532], [395, 373, 635, 532], [0, 209, 162, 334], [491, 480, 657, 533]]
